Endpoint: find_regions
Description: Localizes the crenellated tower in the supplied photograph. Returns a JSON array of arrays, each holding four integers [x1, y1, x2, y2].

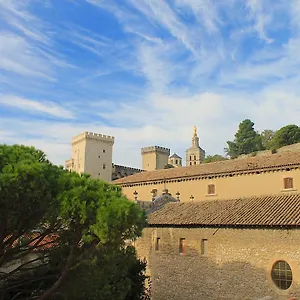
[[141, 146, 170, 171], [65, 131, 114, 182]]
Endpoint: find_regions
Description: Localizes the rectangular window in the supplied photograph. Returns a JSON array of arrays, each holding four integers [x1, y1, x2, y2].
[[190, 155, 192, 160], [175, 159, 178, 164], [194, 161, 196, 165], [103, 164, 106, 169], [201, 239, 207, 256], [284, 177, 293, 189], [190, 162, 192, 166], [207, 184, 215, 195], [103, 149, 106, 153], [155, 238, 160, 251], [179, 238, 186, 254], [194, 155, 196, 160]]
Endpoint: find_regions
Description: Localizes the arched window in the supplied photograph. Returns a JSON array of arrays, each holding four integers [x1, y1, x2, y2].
[[271, 261, 292, 290]]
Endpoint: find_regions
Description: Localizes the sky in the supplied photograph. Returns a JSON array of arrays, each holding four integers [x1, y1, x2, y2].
[[1, 0, 300, 168]]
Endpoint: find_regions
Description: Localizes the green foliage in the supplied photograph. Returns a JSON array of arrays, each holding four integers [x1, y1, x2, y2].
[[164, 164, 175, 169], [226, 119, 264, 158], [57, 246, 148, 300], [260, 129, 276, 150], [203, 155, 227, 163], [271, 125, 300, 149], [0, 144, 147, 300]]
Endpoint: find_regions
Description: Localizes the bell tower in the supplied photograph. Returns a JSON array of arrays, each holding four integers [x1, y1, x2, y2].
[[186, 126, 205, 166]]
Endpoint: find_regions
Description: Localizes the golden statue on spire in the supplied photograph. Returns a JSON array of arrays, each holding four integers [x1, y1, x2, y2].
[[193, 125, 197, 137]]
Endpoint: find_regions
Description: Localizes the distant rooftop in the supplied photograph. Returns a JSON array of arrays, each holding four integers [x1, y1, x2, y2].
[[114, 151, 300, 184]]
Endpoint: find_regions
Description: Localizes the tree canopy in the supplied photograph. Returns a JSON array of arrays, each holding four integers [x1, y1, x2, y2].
[[203, 155, 227, 164], [271, 125, 300, 149], [0, 144, 147, 300], [226, 119, 264, 158], [260, 129, 276, 150]]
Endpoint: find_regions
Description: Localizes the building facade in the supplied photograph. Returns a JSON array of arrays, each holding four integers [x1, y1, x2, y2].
[[134, 194, 300, 300], [168, 153, 182, 167], [186, 126, 205, 166], [141, 146, 170, 171], [114, 151, 300, 202], [65, 132, 114, 182]]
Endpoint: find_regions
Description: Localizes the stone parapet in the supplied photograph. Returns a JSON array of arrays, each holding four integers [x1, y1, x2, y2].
[[141, 146, 170, 155], [72, 131, 114, 145]]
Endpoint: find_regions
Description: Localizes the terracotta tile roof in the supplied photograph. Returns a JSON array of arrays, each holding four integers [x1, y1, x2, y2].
[[114, 152, 300, 184], [147, 193, 300, 227], [6, 232, 58, 251]]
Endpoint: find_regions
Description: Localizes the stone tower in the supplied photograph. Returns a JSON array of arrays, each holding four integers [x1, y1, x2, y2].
[[65, 131, 114, 182], [141, 146, 170, 171], [168, 153, 182, 167], [186, 126, 205, 166]]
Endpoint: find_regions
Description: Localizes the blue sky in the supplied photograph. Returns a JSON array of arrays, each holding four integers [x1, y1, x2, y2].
[[1, 0, 300, 168]]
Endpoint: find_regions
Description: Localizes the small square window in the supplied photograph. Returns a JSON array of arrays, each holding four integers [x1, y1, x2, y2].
[[284, 177, 293, 189], [207, 184, 215, 195], [201, 239, 207, 256], [103, 164, 106, 169], [179, 238, 186, 254], [155, 238, 160, 251]]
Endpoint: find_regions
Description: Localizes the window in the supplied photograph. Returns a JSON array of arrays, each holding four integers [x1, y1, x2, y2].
[[103, 149, 106, 153], [98, 155, 100, 158], [271, 261, 292, 290], [98, 173, 100, 176], [103, 164, 106, 169], [194, 161, 196, 165], [284, 177, 293, 189], [155, 238, 160, 251], [194, 155, 196, 160], [207, 184, 215, 195], [201, 239, 207, 256], [190, 155, 192, 160], [190, 162, 192, 166], [179, 238, 186, 254], [176, 159, 178, 164]]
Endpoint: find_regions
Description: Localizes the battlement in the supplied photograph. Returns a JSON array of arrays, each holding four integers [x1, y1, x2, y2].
[[112, 164, 144, 172], [141, 146, 170, 155], [72, 131, 114, 144]]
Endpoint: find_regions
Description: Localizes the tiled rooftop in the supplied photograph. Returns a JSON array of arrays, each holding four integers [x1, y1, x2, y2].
[[147, 193, 300, 227], [114, 152, 300, 184]]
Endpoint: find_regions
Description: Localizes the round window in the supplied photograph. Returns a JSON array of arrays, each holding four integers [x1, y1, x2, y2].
[[271, 261, 293, 290]]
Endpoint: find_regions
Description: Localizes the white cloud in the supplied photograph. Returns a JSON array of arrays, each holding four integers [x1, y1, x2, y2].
[[246, 0, 274, 43], [0, 32, 55, 79], [0, 95, 75, 119], [174, 0, 221, 33]]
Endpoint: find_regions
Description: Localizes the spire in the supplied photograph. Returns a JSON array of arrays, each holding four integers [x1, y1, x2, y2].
[[192, 126, 199, 147], [193, 125, 197, 138]]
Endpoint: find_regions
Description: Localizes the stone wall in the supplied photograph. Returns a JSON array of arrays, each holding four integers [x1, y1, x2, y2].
[[135, 227, 300, 300], [111, 164, 143, 181]]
